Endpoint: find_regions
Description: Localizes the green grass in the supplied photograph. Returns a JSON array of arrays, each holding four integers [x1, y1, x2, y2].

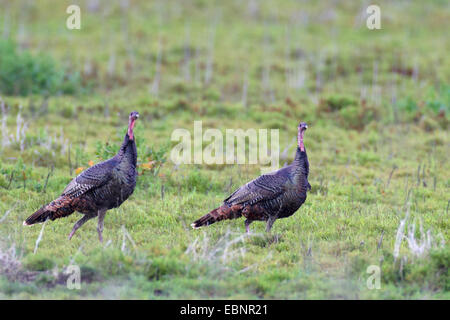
[[0, 0, 449, 299]]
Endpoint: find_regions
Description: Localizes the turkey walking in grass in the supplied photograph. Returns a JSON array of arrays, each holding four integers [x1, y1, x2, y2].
[[23, 111, 140, 242], [191, 122, 310, 233]]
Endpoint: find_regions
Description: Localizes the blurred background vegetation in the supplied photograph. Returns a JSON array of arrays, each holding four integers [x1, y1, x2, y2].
[[0, 0, 448, 299]]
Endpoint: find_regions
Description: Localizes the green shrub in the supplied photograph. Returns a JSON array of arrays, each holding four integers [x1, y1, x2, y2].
[[338, 104, 378, 130], [419, 116, 440, 132], [378, 248, 449, 292], [429, 248, 450, 291], [339, 105, 360, 123], [356, 151, 380, 165], [34, 273, 55, 286], [319, 95, 358, 112], [0, 173, 7, 188], [167, 99, 191, 113], [23, 254, 55, 272], [86, 248, 133, 277], [424, 85, 450, 115], [185, 170, 218, 193], [317, 94, 378, 130], [397, 97, 418, 114], [0, 40, 83, 96], [79, 265, 103, 283], [145, 256, 187, 280], [0, 276, 37, 295]]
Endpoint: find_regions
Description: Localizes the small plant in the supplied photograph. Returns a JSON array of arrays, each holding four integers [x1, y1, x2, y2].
[[0, 100, 29, 151], [394, 205, 445, 261], [139, 143, 169, 175], [0, 242, 21, 278], [95, 141, 119, 161], [74, 145, 89, 168], [397, 97, 418, 114], [185, 229, 248, 277], [424, 85, 449, 115], [1, 99, 10, 149]]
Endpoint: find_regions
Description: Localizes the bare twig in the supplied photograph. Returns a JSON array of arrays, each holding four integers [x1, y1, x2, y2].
[[182, 23, 191, 82], [386, 165, 397, 189], [150, 36, 163, 96], [416, 163, 421, 186], [0, 202, 19, 223], [68, 144, 72, 176], [422, 164, 427, 187], [377, 230, 384, 250], [160, 184, 165, 200], [393, 205, 409, 261], [1, 98, 10, 149], [204, 14, 219, 85], [7, 171, 14, 189], [34, 220, 48, 254], [43, 165, 54, 193], [242, 66, 248, 108], [121, 225, 136, 252]]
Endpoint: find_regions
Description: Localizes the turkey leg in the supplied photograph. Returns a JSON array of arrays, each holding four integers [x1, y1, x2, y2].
[[97, 209, 107, 242], [68, 213, 95, 240], [265, 216, 276, 232]]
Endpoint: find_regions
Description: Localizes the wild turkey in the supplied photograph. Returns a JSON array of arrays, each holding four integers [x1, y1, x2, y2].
[[24, 111, 140, 242], [191, 122, 310, 233]]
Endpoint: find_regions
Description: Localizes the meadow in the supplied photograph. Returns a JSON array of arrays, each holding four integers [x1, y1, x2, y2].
[[0, 0, 448, 299]]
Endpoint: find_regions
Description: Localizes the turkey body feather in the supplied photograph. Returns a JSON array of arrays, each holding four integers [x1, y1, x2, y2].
[[24, 111, 140, 242], [192, 122, 310, 232], [224, 171, 289, 206]]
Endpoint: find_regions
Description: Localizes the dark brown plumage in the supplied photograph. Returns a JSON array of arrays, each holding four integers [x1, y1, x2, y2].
[[24, 111, 140, 241], [191, 122, 310, 233]]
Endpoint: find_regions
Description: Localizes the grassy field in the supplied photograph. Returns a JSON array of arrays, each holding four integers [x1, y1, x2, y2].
[[0, 0, 449, 299]]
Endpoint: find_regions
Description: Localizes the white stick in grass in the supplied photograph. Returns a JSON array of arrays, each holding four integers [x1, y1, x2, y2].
[[34, 219, 48, 254]]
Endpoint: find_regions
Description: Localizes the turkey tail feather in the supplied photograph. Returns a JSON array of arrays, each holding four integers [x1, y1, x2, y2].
[[191, 204, 242, 229], [23, 196, 75, 226], [23, 206, 52, 225], [190, 210, 217, 229]]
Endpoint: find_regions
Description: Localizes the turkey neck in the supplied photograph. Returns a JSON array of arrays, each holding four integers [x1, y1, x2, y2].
[[116, 133, 137, 168], [292, 146, 308, 174], [290, 127, 309, 180]]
